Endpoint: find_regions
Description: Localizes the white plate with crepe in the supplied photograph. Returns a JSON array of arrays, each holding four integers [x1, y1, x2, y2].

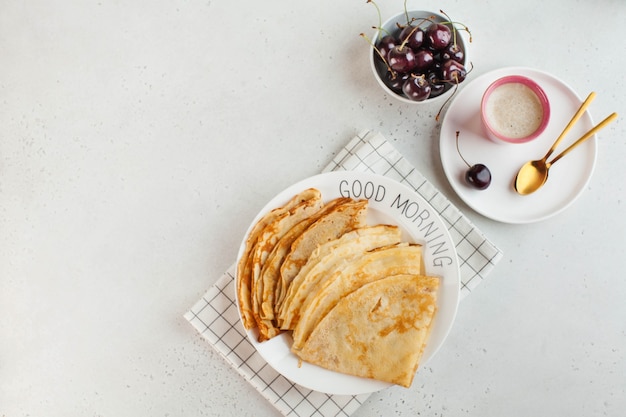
[[234, 171, 460, 395], [439, 66, 597, 224]]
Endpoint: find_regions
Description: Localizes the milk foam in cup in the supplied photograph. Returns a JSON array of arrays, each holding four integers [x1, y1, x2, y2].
[[481, 75, 550, 144]]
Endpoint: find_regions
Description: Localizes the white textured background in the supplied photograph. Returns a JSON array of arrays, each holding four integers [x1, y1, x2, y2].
[[1, 0, 625, 416]]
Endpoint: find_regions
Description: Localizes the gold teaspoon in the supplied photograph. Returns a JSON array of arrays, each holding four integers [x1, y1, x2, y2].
[[514, 92, 596, 195], [515, 111, 618, 195]]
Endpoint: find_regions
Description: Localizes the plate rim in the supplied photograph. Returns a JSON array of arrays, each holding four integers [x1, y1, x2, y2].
[[234, 171, 460, 395], [439, 66, 598, 224]]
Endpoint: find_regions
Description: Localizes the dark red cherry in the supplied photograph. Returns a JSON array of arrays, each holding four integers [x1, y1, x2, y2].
[[426, 23, 452, 50], [377, 35, 397, 60], [413, 48, 435, 72], [465, 164, 492, 190], [441, 43, 464, 63], [399, 25, 425, 50], [441, 59, 467, 84], [456, 131, 491, 190], [388, 46, 417, 73], [431, 59, 443, 74], [384, 71, 410, 93], [426, 71, 446, 98], [402, 75, 431, 101], [398, 25, 414, 41]]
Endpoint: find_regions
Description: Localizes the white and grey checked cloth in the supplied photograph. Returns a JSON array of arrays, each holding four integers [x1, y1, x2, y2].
[[184, 130, 504, 417]]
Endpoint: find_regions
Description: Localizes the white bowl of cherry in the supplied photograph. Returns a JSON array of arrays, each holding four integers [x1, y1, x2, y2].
[[368, 10, 471, 105]]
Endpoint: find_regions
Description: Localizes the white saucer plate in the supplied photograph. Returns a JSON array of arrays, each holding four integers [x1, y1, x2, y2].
[[440, 66, 597, 224]]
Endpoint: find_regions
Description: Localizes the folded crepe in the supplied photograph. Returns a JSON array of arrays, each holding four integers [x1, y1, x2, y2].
[[275, 199, 368, 311], [278, 224, 403, 330], [237, 188, 321, 330], [291, 243, 424, 351], [251, 195, 326, 340], [258, 197, 352, 322], [239, 189, 369, 342], [294, 274, 439, 388]]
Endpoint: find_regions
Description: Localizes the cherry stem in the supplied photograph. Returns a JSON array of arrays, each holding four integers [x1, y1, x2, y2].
[[360, 33, 396, 78], [367, 0, 383, 38], [371, 25, 390, 36], [403, 0, 409, 25], [455, 131, 472, 168], [438, 10, 473, 45], [397, 28, 412, 50], [439, 9, 455, 37], [435, 61, 474, 122], [445, 21, 472, 44], [436, 82, 458, 122]]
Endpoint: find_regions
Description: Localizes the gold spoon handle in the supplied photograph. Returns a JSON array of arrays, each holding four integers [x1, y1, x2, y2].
[[544, 92, 596, 160], [548, 112, 618, 166]]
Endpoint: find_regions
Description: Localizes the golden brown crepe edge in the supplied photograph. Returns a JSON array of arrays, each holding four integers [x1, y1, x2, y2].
[[236, 188, 321, 330]]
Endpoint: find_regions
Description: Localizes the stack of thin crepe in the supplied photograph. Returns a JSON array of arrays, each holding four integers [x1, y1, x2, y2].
[[236, 188, 439, 388]]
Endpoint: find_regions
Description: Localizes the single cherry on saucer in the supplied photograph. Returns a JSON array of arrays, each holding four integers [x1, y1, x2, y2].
[[455, 131, 491, 190], [465, 163, 491, 190]]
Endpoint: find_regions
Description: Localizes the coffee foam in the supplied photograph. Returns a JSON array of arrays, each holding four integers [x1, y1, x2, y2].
[[485, 83, 543, 139]]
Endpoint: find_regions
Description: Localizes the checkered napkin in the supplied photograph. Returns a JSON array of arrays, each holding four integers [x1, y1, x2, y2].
[[184, 130, 503, 417]]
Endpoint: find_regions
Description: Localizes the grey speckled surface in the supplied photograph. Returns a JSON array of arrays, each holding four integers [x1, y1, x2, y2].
[[1, 0, 625, 416]]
